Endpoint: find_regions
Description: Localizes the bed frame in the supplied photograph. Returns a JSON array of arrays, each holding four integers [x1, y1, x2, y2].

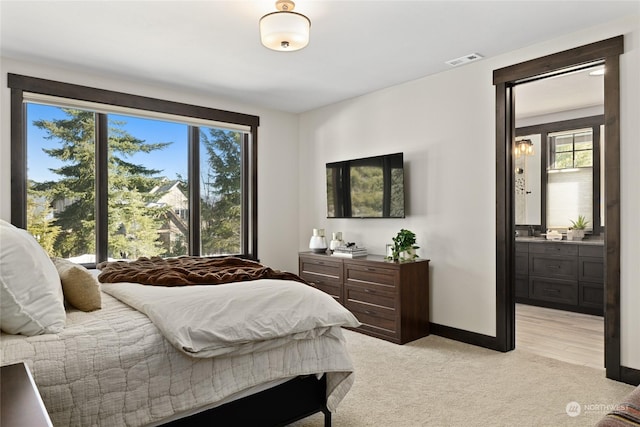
[[163, 374, 331, 427]]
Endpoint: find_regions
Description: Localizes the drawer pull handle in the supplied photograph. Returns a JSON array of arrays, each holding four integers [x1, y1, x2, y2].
[[366, 268, 375, 272], [544, 288, 560, 293], [317, 261, 325, 265], [548, 265, 561, 269], [363, 310, 376, 316]]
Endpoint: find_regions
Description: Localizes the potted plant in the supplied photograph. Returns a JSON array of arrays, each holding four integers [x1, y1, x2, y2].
[[387, 229, 419, 261], [568, 215, 589, 240]]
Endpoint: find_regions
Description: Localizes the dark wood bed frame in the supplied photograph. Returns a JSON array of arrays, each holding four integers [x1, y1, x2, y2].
[[163, 374, 331, 427]]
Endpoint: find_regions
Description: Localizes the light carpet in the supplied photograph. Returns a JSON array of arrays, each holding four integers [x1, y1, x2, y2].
[[291, 330, 635, 427]]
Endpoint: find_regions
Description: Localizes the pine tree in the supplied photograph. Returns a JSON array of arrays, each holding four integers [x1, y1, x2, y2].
[[26, 180, 61, 255], [30, 109, 171, 259], [200, 128, 242, 255]]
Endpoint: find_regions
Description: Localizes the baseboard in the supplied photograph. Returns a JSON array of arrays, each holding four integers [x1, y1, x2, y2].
[[620, 366, 640, 386], [430, 323, 501, 351]]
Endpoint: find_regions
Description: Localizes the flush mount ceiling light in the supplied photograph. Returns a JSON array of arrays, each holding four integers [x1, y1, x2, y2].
[[260, 0, 310, 52]]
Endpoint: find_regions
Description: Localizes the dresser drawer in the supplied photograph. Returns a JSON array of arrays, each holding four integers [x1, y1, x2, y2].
[[529, 254, 577, 280], [529, 277, 578, 305], [345, 284, 396, 309], [528, 243, 578, 256], [344, 262, 397, 289], [299, 256, 342, 280], [302, 275, 342, 301], [345, 301, 397, 336]]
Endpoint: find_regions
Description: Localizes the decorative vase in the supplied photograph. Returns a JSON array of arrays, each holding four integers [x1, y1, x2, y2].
[[309, 228, 327, 253], [329, 232, 343, 252]]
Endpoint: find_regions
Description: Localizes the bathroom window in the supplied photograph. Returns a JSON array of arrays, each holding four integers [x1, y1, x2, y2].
[[547, 128, 595, 229], [548, 129, 593, 170]]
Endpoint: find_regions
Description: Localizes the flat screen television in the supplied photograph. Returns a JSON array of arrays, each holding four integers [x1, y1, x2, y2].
[[326, 152, 405, 218]]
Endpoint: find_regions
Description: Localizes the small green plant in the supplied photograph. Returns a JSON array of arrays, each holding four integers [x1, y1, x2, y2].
[[569, 215, 589, 230], [387, 229, 419, 262]]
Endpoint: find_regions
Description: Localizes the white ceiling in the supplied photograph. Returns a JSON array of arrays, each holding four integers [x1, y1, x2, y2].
[[516, 65, 605, 119], [1, 1, 637, 113]]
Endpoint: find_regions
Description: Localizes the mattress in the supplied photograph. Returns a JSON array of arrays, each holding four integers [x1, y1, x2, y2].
[[0, 289, 355, 426]]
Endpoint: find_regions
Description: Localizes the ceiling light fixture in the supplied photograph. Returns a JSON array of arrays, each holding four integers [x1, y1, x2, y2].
[[260, 0, 310, 52]]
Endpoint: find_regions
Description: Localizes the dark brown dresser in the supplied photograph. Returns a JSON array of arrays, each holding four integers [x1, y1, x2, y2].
[[299, 252, 430, 344]]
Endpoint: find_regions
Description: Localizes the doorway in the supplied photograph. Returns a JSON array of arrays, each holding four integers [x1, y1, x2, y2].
[[513, 67, 605, 369], [493, 36, 623, 381]]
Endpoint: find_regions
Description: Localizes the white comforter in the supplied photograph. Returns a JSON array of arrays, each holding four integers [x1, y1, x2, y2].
[[101, 278, 361, 358], [0, 283, 357, 427]]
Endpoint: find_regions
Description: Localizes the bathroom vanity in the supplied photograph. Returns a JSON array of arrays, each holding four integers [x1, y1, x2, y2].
[[515, 237, 604, 316]]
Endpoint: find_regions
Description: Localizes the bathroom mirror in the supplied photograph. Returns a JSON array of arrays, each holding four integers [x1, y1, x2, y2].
[[514, 134, 541, 225], [514, 64, 604, 231]]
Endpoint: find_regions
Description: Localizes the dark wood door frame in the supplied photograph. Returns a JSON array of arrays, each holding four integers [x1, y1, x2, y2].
[[493, 36, 624, 381]]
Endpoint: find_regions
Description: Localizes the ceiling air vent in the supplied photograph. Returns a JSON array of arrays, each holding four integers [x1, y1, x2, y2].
[[445, 53, 484, 67]]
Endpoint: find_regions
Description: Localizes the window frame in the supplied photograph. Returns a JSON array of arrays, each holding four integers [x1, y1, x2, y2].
[[9, 73, 259, 264], [548, 128, 594, 170]]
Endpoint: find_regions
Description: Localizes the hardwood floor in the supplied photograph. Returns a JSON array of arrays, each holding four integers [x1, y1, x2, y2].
[[515, 303, 604, 370]]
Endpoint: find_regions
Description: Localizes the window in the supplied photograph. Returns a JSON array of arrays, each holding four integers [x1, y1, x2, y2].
[[10, 74, 259, 265], [548, 129, 593, 170], [547, 128, 595, 229]]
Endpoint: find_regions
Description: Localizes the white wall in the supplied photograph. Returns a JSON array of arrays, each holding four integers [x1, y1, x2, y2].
[[0, 58, 301, 273], [2, 16, 638, 371], [298, 15, 640, 369]]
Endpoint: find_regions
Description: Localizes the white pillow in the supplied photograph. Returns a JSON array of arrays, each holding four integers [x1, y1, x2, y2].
[[0, 219, 66, 335]]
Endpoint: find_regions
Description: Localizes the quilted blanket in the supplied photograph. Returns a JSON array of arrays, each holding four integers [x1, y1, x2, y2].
[[97, 256, 307, 286], [101, 278, 361, 358], [0, 290, 355, 427]]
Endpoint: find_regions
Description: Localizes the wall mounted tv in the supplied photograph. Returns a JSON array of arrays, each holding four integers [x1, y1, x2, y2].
[[326, 152, 405, 218]]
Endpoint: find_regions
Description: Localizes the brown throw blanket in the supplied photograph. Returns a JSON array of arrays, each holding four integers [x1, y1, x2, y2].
[[97, 256, 307, 287]]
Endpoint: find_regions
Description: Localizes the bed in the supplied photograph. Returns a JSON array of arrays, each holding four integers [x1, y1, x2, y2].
[[0, 221, 359, 427]]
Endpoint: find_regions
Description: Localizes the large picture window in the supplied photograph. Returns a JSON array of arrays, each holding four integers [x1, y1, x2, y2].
[[10, 74, 259, 265]]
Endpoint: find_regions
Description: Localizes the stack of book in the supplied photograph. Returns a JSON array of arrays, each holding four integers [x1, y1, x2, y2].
[[331, 245, 368, 258]]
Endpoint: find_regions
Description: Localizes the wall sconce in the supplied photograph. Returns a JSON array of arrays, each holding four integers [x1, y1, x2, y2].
[[515, 139, 534, 157]]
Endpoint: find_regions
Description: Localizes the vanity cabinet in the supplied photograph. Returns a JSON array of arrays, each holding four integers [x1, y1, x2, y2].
[[515, 241, 603, 315], [299, 252, 430, 344], [515, 242, 529, 298], [578, 245, 605, 311]]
